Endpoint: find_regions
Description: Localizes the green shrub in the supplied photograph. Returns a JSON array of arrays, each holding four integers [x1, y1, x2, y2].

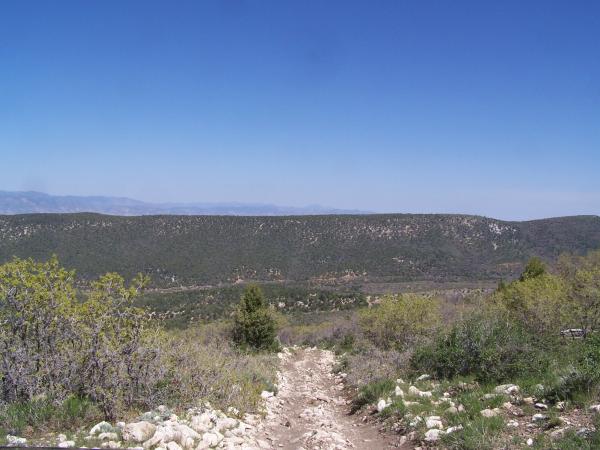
[[359, 294, 441, 350], [544, 334, 600, 402], [232, 285, 279, 351], [411, 313, 548, 383]]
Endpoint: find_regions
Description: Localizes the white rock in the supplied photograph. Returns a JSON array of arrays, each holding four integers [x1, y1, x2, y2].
[[535, 403, 548, 410], [123, 421, 157, 443], [446, 406, 458, 414], [409, 416, 423, 427], [426, 416, 443, 429], [166, 442, 183, 450], [416, 374, 431, 381], [494, 384, 519, 395], [394, 386, 404, 397], [408, 385, 421, 396], [376, 399, 388, 412], [144, 423, 201, 449], [424, 429, 443, 442], [260, 391, 274, 399], [589, 404, 600, 413], [6, 435, 27, 446], [527, 438, 534, 446], [396, 378, 405, 384], [446, 425, 463, 434], [532, 413, 548, 422], [99, 432, 119, 441], [58, 441, 76, 448], [201, 432, 220, 447], [480, 408, 500, 418], [507, 420, 519, 428], [91, 421, 114, 435], [57, 434, 68, 443]]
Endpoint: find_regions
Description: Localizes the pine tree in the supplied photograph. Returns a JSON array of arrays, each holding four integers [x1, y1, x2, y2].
[[232, 285, 278, 351]]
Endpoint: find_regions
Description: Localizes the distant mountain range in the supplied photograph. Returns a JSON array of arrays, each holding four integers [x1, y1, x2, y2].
[[0, 191, 367, 216], [1, 212, 599, 286]]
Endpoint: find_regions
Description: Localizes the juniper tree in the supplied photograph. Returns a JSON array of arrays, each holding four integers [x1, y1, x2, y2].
[[232, 285, 278, 351]]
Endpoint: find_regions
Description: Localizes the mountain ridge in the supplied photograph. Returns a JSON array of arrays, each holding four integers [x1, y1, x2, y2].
[[0, 190, 367, 216], [1, 212, 599, 287]]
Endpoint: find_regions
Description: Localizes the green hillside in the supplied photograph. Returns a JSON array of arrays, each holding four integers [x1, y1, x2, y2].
[[1, 213, 599, 286]]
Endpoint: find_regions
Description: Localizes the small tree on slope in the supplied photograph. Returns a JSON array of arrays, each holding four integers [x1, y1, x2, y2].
[[232, 284, 278, 351]]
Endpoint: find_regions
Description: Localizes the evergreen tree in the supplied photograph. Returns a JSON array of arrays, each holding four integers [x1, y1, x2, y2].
[[520, 257, 546, 281], [232, 285, 278, 351]]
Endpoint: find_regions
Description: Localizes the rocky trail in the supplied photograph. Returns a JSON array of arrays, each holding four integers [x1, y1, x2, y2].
[[256, 347, 401, 449]]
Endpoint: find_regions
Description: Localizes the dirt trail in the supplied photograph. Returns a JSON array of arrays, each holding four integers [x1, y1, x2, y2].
[[256, 347, 402, 449]]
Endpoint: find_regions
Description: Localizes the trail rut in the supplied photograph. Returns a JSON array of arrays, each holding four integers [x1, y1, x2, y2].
[[255, 347, 402, 449]]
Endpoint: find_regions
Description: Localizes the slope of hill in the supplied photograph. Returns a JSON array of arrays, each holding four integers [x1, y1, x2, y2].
[[0, 190, 365, 215], [0, 213, 599, 286]]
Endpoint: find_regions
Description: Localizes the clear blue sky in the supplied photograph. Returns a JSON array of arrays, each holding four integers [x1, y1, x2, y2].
[[1, 0, 599, 220]]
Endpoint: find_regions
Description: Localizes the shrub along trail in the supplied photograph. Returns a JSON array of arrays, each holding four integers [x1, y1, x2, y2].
[[254, 347, 402, 449]]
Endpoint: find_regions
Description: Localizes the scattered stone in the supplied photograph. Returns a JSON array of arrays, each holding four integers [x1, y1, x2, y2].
[[260, 391, 274, 399], [445, 406, 458, 415], [58, 441, 75, 448], [165, 442, 182, 450], [494, 384, 519, 395], [556, 401, 566, 411], [534, 403, 548, 410], [480, 408, 500, 418], [99, 432, 119, 441], [523, 397, 535, 405], [532, 413, 548, 422], [550, 427, 569, 439], [394, 386, 404, 397], [526, 437, 534, 446], [425, 416, 443, 429], [122, 421, 157, 443], [589, 404, 600, 413], [416, 374, 431, 382], [91, 421, 114, 435], [6, 435, 27, 446], [424, 429, 443, 442], [376, 399, 388, 413], [457, 404, 465, 413], [446, 425, 463, 434], [507, 420, 519, 428]]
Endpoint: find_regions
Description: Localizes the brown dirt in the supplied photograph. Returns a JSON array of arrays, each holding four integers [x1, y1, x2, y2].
[[255, 347, 405, 449]]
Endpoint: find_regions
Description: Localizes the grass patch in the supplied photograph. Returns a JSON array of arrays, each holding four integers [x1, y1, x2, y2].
[[350, 379, 395, 414], [0, 396, 102, 435]]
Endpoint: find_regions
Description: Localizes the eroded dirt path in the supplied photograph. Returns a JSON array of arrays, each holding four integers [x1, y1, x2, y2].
[[256, 347, 400, 449]]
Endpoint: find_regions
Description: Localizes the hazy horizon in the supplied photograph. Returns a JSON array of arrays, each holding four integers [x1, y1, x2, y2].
[[2, 1, 599, 220]]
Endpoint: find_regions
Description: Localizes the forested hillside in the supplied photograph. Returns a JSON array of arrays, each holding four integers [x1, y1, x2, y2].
[[0, 213, 599, 286]]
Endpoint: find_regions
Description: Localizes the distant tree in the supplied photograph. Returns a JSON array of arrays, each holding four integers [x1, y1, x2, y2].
[[232, 285, 278, 351], [520, 257, 546, 282]]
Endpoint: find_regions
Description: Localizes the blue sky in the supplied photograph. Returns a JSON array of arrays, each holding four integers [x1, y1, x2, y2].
[[1, 0, 599, 220]]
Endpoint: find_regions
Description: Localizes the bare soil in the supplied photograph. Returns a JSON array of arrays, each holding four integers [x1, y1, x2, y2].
[[256, 347, 404, 449]]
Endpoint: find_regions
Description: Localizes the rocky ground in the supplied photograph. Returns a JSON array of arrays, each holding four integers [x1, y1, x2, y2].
[[5, 347, 401, 450], [254, 347, 401, 449]]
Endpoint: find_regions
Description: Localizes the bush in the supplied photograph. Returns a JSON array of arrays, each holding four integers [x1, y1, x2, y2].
[[411, 312, 548, 383], [544, 334, 600, 402], [359, 294, 441, 350], [0, 257, 157, 419], [232, 285, 278, 351]]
